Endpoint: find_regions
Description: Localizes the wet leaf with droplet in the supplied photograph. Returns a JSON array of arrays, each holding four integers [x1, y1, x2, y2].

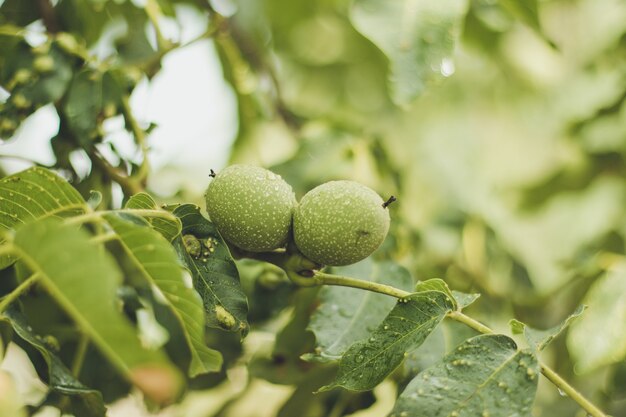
[[319, 290, 454, 392], [171, 204, 249, 336], [305, 260, 413, 362], [390, 334, 538, 417]]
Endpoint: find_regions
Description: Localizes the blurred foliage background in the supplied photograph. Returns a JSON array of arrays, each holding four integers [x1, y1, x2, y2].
[[1, 0, 626, 416]]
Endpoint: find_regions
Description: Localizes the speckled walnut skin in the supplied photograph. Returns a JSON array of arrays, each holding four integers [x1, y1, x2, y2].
[[205, 165, 296, 252], [293, 180, 390, 266]]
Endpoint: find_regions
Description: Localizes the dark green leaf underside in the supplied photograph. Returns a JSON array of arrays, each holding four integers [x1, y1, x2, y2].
[[1, 308, 106, 417], [172, 204, 249, 336]]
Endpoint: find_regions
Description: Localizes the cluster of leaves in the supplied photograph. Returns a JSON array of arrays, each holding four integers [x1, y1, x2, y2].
[[0, 167, 247, 415], [0, 167, 591, 417], [2, 0, 626, 416]]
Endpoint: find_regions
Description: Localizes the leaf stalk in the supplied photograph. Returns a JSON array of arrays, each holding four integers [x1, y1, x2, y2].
[[0, 273, 40, 314]]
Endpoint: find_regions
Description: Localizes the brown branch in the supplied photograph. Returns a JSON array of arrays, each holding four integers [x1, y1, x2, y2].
[[37, 0, 59, 33]]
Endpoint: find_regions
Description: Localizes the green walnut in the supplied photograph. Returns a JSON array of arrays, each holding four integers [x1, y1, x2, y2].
[[294, 180, 391, 266], [205, 164, 296, 252]]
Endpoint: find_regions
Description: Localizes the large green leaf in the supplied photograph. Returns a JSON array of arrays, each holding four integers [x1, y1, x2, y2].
[[1, 307, 106, 417], [0, 167, 87, 269], [104, 213, 222, 377], [306, 260, 413, 362], [124, 193, 182, 241], [319, 290, 454, 392], [568, 265, 626, 373], [11, 218, 182, 404], [391, 334, 538, 417], [511, 305, 586, 352], [172, 204, 248, 336], [350, 0, 468, 105]]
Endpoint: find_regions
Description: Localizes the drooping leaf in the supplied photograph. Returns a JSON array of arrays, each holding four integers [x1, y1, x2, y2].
[[568, 265, 626, 373], [11, 218, 182, 404], [125, 193, 181, 241], [306, 260, 413, 362], [510, 305, 586, 352], [0, 167, 87, 269], [319, 290, 454, 392], [391, 334, 539, 417], [172, 204, 248, 336], [350, 0, 468, 105], [103, 213, 222, 377], [1, 307, 106, 417]]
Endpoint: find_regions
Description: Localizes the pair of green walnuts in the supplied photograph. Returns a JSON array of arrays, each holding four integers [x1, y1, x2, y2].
[[205, 165, 393, 267]]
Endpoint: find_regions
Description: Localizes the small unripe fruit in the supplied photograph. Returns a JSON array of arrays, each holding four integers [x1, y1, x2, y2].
[[205, 165, 296, 252], [33, 55, 54, 73], [294, 180, 390, 266]]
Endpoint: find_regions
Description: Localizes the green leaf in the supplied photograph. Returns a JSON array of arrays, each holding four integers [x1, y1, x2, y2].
[[510, 305, 586, 352], [104, 213, 223, 377], [415, 279, 456, 308], [452, 291, 481, 309], [415, 280, 480, 310], [306, 260, 413, 362], [62, 69, 123, 143], [1, 308, 106, 417], [11, 218, 183, 403], [403, 319, 480, 380], [125, 193, 182, 241], [350, 0, 468, 105], [391, 334, 539, 417], [172, 204, 248, 336], [319, 290, 454, 392], [0, 167, 87, 269], [568, 265, 626, 373]]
